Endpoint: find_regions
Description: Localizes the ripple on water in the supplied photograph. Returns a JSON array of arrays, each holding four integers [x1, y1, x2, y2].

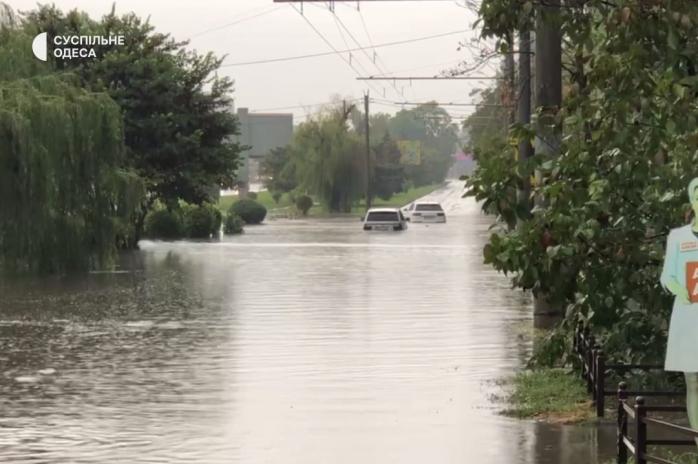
[[0, 186, 614, 464]]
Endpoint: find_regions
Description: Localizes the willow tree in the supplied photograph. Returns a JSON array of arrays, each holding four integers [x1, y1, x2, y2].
[[0, 31, 143, 273], [291, 108, 364, 213], [23, 6, 243, 244]]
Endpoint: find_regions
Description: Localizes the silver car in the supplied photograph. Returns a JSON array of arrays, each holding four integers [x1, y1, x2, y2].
[[362, 208, 408, 231], [403, 202, 446, 223]]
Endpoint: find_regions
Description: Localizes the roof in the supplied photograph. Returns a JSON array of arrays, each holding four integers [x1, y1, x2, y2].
[[366, 207, 400, 213]]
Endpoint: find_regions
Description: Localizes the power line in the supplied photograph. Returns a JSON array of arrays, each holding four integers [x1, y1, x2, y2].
[[330, 11, 377, 82], [287, 4, 383, 96], [191, 6, 282, 38], [249, 99, 361, 112], [370, 98, 511, 108], [332, 12, 403, 99], [358, 76, 502, 80], [219, 29, 468, 67]]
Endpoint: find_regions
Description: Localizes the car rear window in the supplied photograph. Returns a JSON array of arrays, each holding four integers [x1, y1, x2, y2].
[[415, 204, 443, 211], [366, 211, 399, 222]]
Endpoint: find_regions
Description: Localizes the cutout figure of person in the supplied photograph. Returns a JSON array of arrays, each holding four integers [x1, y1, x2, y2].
[[661, 177, 698, 440]]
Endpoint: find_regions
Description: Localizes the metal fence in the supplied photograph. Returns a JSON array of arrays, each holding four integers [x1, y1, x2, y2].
[[573, 324, 683, 418], [617, 383, 698, 464], [572, 324, 698, 463]]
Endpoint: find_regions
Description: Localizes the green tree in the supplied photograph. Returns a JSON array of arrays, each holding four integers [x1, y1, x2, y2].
[[291, 107, 364, 212], [388, 103, 459, 186], [372, 134, 405, 201], [469, 0, 698, 364], [0, 30, 143, 273], [260, 146, 297, 201], [23, 6, 243, 245]]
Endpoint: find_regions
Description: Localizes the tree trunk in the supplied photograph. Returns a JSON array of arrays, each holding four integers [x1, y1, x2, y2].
[[534, 0, 563, 328]]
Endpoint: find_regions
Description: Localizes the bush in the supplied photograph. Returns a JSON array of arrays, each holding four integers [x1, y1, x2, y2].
[[271, 191, 282, 204], [223, 212, 244, 235], [246, 191, 258, 200], [295, 195, 313, 216], [144, 209, 183, 239], [230, 198, 267, 224], [182, 203, 221, 239]]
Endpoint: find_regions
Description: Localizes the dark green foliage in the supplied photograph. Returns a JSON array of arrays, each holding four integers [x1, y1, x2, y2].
[[387, 103, 459, 187], [247, 192, 258, 200], [23, 5, 243, 243], [182, 204, 221, 239], [261, 146, 297, 199], [0, 29, 143, 273], [231, 199, 267, 224], [372, 135, 405, 201], [292, 110, 364, 212], [223, 212, 244, 235], [271, 191, 283, 204], [295, 195, 313, 216], [144, 209, 183, 240], [471, 0, 698, 365]]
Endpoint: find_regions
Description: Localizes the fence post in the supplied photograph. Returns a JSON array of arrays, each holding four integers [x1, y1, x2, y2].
[[587, 335, 595, 394], [596, 349, 606, 417], [582, 327, 591, 385], [635, 396, 647, 464], [577, 325, 586, 383], [617, 382, 628, 464]]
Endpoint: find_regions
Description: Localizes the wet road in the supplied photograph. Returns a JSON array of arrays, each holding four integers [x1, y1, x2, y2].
[[0, 181, 615, 463]]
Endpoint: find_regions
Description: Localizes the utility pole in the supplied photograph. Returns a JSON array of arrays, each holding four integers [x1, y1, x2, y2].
[[533, 0, 562, 329], [504, 31, 516, 125], [364, 92, 371, 210], [517, 28, 533, 225]]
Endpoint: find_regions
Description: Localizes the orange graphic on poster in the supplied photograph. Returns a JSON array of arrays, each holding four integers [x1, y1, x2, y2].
[[686, 262, 698, 303]]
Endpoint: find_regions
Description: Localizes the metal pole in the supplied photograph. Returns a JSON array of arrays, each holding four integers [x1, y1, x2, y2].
[[364, 92, 371, 210], [517, 28, 532, 224]]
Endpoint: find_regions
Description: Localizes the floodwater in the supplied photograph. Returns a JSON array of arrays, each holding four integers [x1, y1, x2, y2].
[[0, 182, 616, 463]]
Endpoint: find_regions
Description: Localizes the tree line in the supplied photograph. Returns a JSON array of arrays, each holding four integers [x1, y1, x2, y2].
[[0, 5, 243, 273], [261, 100, 460, 213], [466, 0, 698, 365]]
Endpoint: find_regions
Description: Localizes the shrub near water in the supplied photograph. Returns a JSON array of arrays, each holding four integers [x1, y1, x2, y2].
[[230, 198, 267, 224], [144, 209, 183, 239], [145, 204, 221, 239], [183, 204, 222, 239], [223, 213, 244, 235], [295, 195, 313, 216]]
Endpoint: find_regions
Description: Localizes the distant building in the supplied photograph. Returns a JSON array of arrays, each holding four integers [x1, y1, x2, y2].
[[234, 108, 293, 194], [449, 150, 477, 178]]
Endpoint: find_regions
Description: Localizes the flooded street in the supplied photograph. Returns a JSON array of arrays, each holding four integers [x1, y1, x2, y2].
[[0, 182, 615, 463]]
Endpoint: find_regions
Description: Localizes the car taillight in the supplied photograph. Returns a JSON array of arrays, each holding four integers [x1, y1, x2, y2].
[[363, 225, 372, 230], [437, 213, 444, 216], [393, 224, 403, 231]]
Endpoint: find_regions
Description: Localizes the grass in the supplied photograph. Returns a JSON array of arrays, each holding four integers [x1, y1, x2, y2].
[[501, 368, 593, 424], [602, 450, 698, 464], [217, 183, 444, 218]]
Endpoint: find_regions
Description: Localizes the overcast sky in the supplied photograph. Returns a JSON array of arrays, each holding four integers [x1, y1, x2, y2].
[[10, 0, 497, 121]]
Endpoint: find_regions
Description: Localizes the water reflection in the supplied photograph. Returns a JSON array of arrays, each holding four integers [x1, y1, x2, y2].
[[0, 184, 614, 463]]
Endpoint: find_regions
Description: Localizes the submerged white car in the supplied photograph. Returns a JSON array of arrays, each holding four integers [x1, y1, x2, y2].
[[362, 208, 408, 231], [403, 202, 446, 223]]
